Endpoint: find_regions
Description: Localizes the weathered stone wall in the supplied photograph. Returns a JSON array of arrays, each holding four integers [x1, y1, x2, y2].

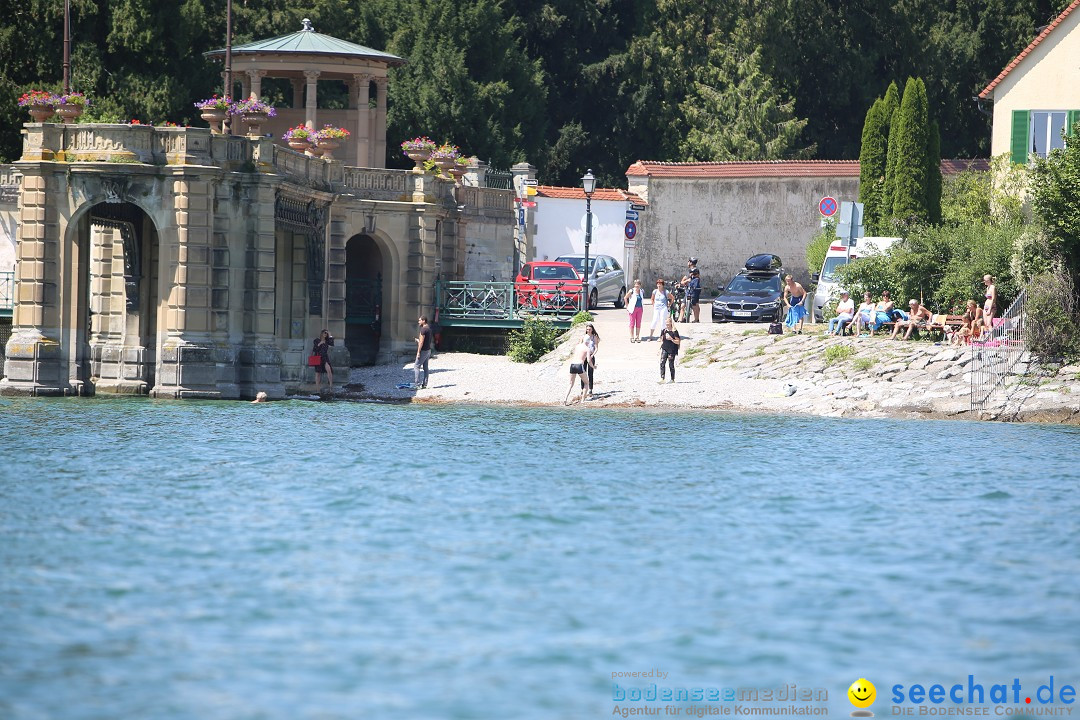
[[634, 176, 860, 292]]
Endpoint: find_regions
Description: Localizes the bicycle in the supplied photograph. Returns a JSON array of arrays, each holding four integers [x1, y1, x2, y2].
[[539, 281, 579, 320]]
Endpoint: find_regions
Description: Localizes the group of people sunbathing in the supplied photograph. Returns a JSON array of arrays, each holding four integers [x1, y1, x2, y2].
[[826, 275, 998, 344]]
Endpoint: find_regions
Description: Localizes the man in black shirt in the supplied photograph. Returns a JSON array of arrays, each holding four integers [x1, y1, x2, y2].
[[658, 316, 681, 383], [415, 316, 432, 389]]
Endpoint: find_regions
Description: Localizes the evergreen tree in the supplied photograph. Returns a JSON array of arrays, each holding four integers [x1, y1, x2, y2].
[[858, 98, 888, 235], [890, 77, 931, 223], [881, 81, 900, 133], [679, 37, 812, 161]]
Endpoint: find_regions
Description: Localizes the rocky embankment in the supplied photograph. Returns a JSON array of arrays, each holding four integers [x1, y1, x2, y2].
[[340, 312, 1080, 424]]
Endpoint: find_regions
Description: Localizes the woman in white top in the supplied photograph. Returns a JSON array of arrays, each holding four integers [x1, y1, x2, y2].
[[852, 292, 876, 335], [648, 279, 672, 341], [581, 323, 600, 397], [624, 279, 645, 343]]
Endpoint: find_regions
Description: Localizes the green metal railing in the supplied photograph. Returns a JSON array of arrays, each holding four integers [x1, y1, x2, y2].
[[483, 168, 514, 190], [436, 279, 578, 327], [0, 271, 12, 317]]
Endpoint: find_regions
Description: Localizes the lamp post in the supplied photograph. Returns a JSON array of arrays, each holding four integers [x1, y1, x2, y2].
[[581, 169, 596, 311], [62, 0, 70, 94]]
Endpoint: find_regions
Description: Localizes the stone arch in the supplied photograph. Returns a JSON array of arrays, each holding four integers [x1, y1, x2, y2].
[[344, 230, 395, 365], [65, 200, 164, 394]]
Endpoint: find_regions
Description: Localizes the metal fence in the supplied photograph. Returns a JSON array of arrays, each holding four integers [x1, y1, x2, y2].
[[0, 271, 13, 315], [970, 289, 1026, 412], [483, 168, 514, 190]]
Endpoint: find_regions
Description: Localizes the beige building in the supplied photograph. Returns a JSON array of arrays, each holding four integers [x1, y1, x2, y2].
[[625, 160, 861, 291], [979, 0, 1080, 162]]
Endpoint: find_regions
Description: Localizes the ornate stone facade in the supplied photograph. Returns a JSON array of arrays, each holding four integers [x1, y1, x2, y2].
[[0, 124, 514, 399]]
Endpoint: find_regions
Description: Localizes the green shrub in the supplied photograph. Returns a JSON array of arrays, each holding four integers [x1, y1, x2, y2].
[[507, 316, 559, 363], [852, 356, 876, 371], [570, 310, 594, 326], [1025, 263, 1080, 360], [824, 344, 855, 366]]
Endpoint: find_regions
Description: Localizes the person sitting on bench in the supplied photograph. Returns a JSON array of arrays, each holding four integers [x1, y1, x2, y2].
[[892, 299, 933, 340]]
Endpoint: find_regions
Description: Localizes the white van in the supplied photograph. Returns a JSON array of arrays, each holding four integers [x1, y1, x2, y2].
[[812, 237, 899, 322]]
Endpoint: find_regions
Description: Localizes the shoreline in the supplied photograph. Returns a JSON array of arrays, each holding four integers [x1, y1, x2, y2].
[[321, 309, 1080, 425]]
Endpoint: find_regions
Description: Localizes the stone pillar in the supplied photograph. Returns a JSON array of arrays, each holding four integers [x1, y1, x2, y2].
[[0, 168, 67, 396], [247, 69, 265, 100], [291, 78, 304, 109], [326, 211, 350, 370], [303, 70, 320, 129], [374, 77, 388, 169], [240, 75, 250, 103], [153, 176, 234, 399], [353, 73, 372, 168], [511, 162, 536, 272], [238, 179, 284, 399]]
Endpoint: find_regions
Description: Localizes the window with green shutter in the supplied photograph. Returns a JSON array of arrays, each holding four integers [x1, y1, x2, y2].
[[1068, 110, 1080, 140], [1011, 110, 1030, 164]]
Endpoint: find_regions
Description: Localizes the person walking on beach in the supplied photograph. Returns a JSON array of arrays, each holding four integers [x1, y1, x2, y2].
[[625, 280, 645, 342], [312, 329, 334, 392], [658, 316, 681, 383], [565, 341, 590, 405], [580, 323, 600, 397], [414, 316, 432, 389], [782, 275, 807, 333], [648, 279, 672, 341]]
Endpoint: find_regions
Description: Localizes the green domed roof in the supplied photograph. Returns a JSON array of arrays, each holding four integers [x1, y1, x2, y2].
[[206, 18, 404, 66]]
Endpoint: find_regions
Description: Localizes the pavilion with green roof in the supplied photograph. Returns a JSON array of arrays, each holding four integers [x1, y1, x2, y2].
[[206, 18, 405, 168]]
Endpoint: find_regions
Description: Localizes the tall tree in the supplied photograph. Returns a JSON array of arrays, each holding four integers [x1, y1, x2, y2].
[[926, 119, 942, 224], [858, 98, 888, 234], [890, 77, 931, 223]]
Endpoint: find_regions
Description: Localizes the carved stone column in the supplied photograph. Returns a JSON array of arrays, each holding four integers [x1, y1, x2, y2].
[[353, 73, 372, 168], [374, 77, 388, 169], [303, 69, 320, 129], [246, 68, 266, 100], [0, 167, 68, 396], [238, 178, 285, 399], [152, 175, 234, 399]]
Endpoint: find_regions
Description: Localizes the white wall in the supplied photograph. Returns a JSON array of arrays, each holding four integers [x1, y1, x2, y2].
[[531, 196, 640, 278]]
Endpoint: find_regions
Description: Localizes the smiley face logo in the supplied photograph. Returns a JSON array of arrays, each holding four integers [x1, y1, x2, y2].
[[848, 678, 876, 716]]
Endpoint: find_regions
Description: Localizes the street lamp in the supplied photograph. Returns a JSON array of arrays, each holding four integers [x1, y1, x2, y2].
[[581, 169, 596, 311]]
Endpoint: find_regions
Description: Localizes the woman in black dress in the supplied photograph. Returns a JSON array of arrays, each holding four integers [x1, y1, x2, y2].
[[313, 329, 334, 392]]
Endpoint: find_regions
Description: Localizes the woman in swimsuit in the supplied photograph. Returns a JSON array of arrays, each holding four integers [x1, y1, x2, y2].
[[982, 275, 996, 334]]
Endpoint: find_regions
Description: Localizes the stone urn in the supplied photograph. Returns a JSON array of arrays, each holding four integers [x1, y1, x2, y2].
[[26, 105, 55, 123], [406, 149, 431, 172], [288, 140, 311, 153], [56, 105, 83, 123], [448, 166, 466, 183], [433, 156, 456, 178], [200, 109, 227, 134], [316, 139, 340, 160], [242, 111, 269, 136], [307, 144, 325, 158]]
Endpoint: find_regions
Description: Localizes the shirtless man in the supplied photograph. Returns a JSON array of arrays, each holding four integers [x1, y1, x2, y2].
[[564, 341, 591, 405], [892, 299, 932, 340]]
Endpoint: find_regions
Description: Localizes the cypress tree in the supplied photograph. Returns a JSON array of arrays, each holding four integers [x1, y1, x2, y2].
[[890, 77, 930, 223], [881, 81, 900, 131], [926, 119, 942, 224], [858, 98, 888, 234]]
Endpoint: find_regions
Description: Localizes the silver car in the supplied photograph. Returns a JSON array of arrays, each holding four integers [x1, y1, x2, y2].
[[555, 254, 627, 309]]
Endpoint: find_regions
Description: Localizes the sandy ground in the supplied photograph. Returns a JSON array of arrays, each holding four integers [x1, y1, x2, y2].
[[339, 305, 836, 415]]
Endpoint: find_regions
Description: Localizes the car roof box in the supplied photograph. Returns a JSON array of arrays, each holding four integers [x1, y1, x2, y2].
[[744, 254, 782, 272]]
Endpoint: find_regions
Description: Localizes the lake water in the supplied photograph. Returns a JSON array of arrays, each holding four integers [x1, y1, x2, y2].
[[1, 398, 1078, 720]]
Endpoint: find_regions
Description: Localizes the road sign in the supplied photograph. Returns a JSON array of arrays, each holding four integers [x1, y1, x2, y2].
[[625, 209, 639, 221], [526, 186, 537, 196], [818, 196, 838, 217], [521, 201, 536, 208], [517, 208, 525, 226], [836, 201, 864, 245], [624, 238, 637, 249], [630, 203, 647, 211], [523, 179, 538, 186], [624, 220, 637, 240]]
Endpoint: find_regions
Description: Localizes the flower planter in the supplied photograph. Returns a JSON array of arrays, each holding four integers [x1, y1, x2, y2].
[[288, 140, 312, 152], [316, 139, 340, 160], [448, 167, 466, 183], [432, 156, 456, 178], [201, 109, 228, 134], [242, 111, 269, 136], [307, 144, 325, 158], [56, 106, 82, 124], [27, 105, 55, 123], [407, 149, 431, 171]]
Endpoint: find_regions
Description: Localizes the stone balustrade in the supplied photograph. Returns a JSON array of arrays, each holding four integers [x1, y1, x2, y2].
[[18, 124, 503, 213]]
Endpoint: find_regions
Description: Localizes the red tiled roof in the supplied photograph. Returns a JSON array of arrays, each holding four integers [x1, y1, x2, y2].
[[625, 160, 861, 178], [979, 0, 1080, 99], [624, 159, 987, 178], [534, 186, 647, 204]]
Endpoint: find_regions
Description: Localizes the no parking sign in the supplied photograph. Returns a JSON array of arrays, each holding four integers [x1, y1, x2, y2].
[[818, 196, 838, 217]]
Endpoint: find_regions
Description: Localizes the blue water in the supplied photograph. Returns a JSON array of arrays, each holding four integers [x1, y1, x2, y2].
[[0, 398, 1078, 720]]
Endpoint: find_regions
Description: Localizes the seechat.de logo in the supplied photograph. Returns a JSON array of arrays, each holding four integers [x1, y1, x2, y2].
[[849, 678, 877, 717]]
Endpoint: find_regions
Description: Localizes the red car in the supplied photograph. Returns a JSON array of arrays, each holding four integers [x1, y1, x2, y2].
[[514, 261, 583, 311]]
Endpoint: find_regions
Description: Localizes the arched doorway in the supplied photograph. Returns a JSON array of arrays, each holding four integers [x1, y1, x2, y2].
[[79, 202, 161, 394], [345, 233, 385, 365]]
